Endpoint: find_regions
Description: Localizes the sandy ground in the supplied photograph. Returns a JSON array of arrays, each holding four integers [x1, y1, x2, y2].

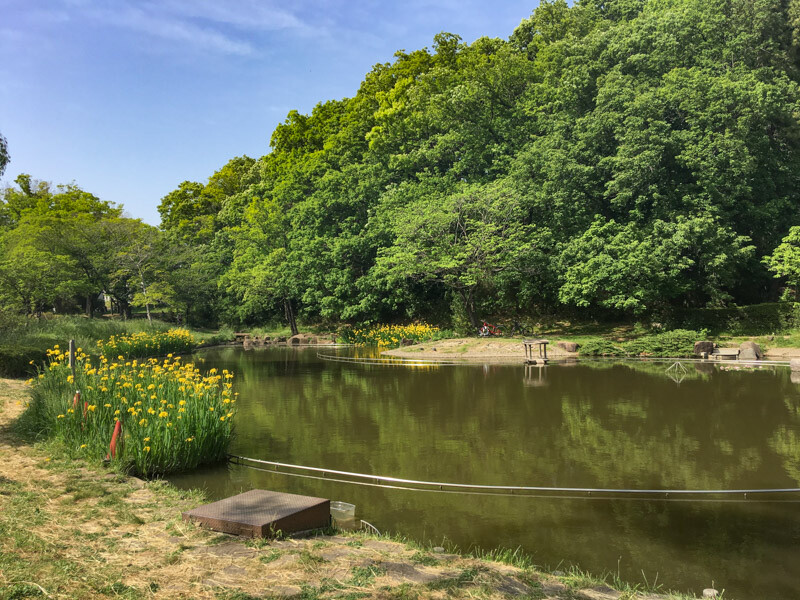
[[0, 378, 689, 600], [382, 338, 576, 362]]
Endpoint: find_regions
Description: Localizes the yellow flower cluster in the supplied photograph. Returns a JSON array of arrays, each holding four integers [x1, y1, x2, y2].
[[340, 323, 441, 348], [36, 347, 236, 475], [97, 328, 197, 359]]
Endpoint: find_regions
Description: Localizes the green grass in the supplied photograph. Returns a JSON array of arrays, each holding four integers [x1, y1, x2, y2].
[[0, 316, 234, 372], [348, 565, 386, 586]]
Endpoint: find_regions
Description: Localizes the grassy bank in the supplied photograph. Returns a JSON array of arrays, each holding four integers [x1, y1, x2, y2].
[[0, 316, 234, 378], [0, 380, 711, 600]]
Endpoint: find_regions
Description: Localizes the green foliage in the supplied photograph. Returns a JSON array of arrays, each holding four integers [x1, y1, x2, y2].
[[7, 0, 800, 326], [577, 338, 627, 357], [622, 329, 701, 357], [579, 329, 702, 357], [0, 131, 8, 178], [764, 226, 800, 300], [0, 345, 46, 378], [0, 316, 229, 369], [669, 302, 800, 335]]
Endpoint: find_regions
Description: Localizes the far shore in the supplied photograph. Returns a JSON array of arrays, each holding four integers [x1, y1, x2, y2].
[[382, 337, 800, 362]]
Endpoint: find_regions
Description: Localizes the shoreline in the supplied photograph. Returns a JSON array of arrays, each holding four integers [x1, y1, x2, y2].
[[382, 337, 800, 363], [0, 378, 708, 599]]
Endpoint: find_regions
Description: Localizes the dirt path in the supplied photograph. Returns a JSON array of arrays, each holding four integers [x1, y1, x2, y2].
[[0, 379, 698, 600]]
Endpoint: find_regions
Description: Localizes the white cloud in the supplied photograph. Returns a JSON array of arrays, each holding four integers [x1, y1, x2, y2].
[[156, 0, 309, 32], [48, 0, 317, 56], [89, 4, 255, 56]]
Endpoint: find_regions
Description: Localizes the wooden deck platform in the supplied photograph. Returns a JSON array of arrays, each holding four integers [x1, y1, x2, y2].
[[182, 489, 330, 538]]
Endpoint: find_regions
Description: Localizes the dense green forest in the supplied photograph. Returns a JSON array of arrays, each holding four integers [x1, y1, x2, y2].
[[4, 0, 800, 332]]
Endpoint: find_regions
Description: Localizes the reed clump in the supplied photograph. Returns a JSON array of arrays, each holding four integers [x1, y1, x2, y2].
[[27, 344, 235, 476]]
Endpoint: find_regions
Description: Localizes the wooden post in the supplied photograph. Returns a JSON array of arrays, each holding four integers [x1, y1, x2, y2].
[[68, 339, 76, 383]]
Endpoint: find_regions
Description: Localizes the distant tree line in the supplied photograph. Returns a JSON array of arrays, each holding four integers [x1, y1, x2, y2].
[[4, 0, 800, 329]]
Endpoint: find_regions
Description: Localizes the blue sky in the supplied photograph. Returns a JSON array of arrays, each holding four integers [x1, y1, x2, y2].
[[0, 1, 537, 224]]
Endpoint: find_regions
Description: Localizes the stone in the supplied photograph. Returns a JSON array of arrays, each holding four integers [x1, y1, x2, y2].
[[432, 546, 445, 553], [288, 334, 319, 345], [702, 589, 719, 599], [401, 338, 415, 346], [738, 341, 762, 361], [791, 358, 800, 372], [791, 372, 800, 384], [557, 341, 579, 352], [694, 341, 715, 356]]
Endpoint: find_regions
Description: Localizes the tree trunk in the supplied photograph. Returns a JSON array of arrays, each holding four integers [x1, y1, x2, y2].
[[86, 294, 93, 318], [139, 270, 152, 325], [460, 290, 479, 331], [284, 298, 299, 336]]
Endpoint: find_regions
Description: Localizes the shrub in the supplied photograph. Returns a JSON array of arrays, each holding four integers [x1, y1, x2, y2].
[[0, 345, 47, 378], [579, 329, 702, 358], [622, 329, 700, 358], [667, 302, 800, 335], [26, 346, 235, 476], [578, 339, 626, 357]]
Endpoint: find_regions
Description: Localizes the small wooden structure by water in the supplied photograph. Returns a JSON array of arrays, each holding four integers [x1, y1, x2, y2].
[[523, 339, 549, 364], [183, 489, 330, 538]]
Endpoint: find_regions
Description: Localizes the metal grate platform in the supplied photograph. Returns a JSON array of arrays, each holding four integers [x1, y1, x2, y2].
[[182, 489, 330, 537]]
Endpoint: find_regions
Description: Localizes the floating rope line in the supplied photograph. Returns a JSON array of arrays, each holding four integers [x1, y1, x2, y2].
[[316, 353, 473, 367], [233, 462, 800, 504], [228, 455, 800, 499]]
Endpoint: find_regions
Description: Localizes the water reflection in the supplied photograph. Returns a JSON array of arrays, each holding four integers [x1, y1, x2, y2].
[[170, 348, 800, 599]]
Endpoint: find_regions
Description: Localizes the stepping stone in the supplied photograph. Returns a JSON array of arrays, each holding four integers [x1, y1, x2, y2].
[[183, 489, 330, 538]]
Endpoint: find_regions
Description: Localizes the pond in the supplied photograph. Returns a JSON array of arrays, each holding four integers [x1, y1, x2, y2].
[[168, 346, 800, 599]]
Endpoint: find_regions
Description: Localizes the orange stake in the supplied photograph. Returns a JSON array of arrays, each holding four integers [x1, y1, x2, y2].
[[109, 420, 122, 459]]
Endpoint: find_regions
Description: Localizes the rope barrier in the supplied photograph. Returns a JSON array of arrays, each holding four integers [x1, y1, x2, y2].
[[228, 455, 800, 499], [316, 353, 471, 367], [233, 462, 800, 504]]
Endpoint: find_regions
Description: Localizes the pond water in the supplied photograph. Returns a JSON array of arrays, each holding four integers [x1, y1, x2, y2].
[[168, 346, 800, 599]]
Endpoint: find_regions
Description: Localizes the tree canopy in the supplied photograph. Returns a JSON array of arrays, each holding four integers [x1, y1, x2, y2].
[[6, 0, 800, 328]]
